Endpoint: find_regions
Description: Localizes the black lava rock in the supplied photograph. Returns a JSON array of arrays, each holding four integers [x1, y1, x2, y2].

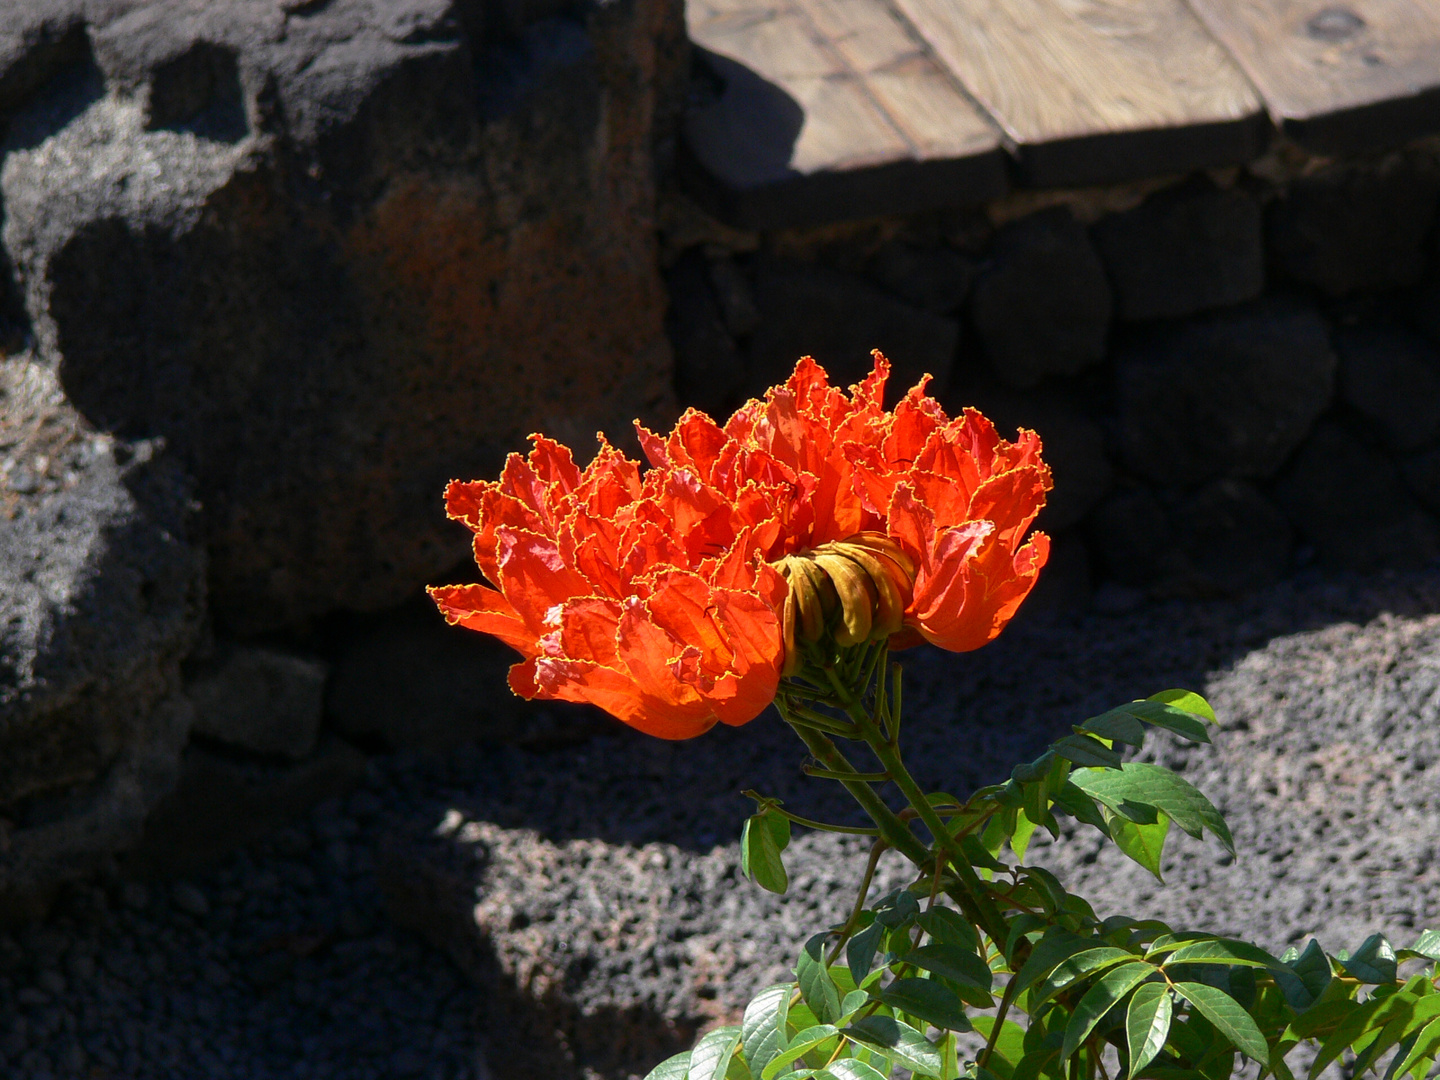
[[867, 240, 977, 314], [1086, 485, 1183, 590], [1268, 152, 1440, 296], [1087, 479, 1292, 597], [666, 250, 748, 418], [1091, 176, 1264, 320], [1335, 324, 1440, 451], [1115, 299, 1336, 485], [748, 257, 960, 401], [970, 208, 1113, 389], [1401, 445, 1440, 518], [1275, 421, 1439, 572], [1169, 478, 1293, 596]]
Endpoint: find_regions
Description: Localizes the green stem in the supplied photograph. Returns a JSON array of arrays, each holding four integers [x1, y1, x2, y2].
[[825, 839, 888, 968], [740, 791, 880, 836], [781, 701, 863, 738], [818, 663, 1012, 949], [978, 970, 1022, 1072], [778, 709, 932, 867], [802, 765, 891, 783]]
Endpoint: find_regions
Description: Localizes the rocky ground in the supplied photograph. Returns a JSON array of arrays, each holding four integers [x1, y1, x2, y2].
[[3, 569, 1440, 1080]]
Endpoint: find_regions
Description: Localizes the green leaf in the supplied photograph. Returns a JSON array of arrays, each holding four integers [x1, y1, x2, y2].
[[1079, 708, 1147, 746], [1063, 962, 1158, 1059], [1148, 690, 1216, 724], [1387, 1015, 1440, 1080], [1014, 930, 1091, 995], [905, 943, 993, 992], [878, 978, 973, 1032], [1035, 947, 1138, 1005], [962, 833, 1007, 871], [1126, 983, 1173, 1079], [1273, 940, 1332, 1012], [645, 1051, 693, 1080], [761, 1026, 839, 1080], [1106, 807, 1170, 881], [1162, 940, 1283, 971], [798, 934, 842, 1025], [741, 810, 791, 894], [1172, 982, 1269, 1065], [844, 1015, 943, 1077], [839, 989, 869, 1019], [1012, 1046, 1062, 1080], [691, 1026, 745, 1080], [1134, 693, 1215, 743], [1011, 808, 1040, 862], [1341, 934, 1399, 985], [742, 984, 793, 1076], [1053, 782, 1112, 833], [972, 1016, 1028, 1078], [1307, 995, 1396, 1079], [1072, 763, 1234, 855], [823, 1061, 889, 1080], [1406, 930, 1440, 963], [916, 907, 982, 953], [847, 920, 885, 988], [874, 890, 921, 927], [1053, 734, 1126, 769], [1351, 995, 1440, 1076]]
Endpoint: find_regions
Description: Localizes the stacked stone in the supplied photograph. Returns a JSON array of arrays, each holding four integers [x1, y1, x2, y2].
[[666, 148, 1440, 611], [0, 0, 685, 913]]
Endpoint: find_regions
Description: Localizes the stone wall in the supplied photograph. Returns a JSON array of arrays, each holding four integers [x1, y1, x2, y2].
[[0, 0, 685, 910], [662, 141, 1440, 613]]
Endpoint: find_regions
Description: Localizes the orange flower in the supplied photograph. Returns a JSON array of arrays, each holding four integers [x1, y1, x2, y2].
[[430, 353, 1051, 739]]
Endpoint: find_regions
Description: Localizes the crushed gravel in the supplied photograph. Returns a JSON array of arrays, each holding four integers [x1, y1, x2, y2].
[[3, 568, 1440, 1079]]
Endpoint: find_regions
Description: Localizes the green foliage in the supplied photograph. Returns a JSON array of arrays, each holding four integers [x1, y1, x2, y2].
[[647, 676, 1440, 1080], [741, 804, 792, 894]]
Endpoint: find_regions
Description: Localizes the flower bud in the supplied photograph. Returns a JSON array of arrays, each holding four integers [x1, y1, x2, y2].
[[774, 532, 918, 675]]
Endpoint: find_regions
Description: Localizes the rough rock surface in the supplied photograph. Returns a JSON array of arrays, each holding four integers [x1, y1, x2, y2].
[[324, 599, 610, 752], [1091, 176, 1264, 321], [1276, 421, 1439, 572], [0, 355, 204, 914], [1115, 299, 1336, 485], [1335, 324, 1440, 452], [188, 646, 328, 762], [665, 249, 748, 418], [747, 257, 960, 402], [1268, 152, 1440, 296], [0, 0, 684, 636], [970, 207, 1112, 389]]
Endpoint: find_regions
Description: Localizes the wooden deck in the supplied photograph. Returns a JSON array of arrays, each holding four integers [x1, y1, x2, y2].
[[681, 0, 1440, 228]]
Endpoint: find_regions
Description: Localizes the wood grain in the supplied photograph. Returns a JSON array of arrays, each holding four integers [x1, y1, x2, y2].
[[1185, 0, 1440, 153], [887, 0, 1269, 186], [682, 0, 1007, 226]]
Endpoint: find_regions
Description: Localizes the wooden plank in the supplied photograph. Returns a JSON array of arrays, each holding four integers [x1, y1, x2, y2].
[[681, 0, 1008, 228], [887, 0, 1271, 188], [1184, 0, 1440, 154]]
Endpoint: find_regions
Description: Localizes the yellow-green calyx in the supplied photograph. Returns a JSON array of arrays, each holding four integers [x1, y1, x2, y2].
[[773, 532, 917, 675]]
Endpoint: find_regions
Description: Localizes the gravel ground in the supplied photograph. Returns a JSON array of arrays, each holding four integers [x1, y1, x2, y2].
[[3, 568, 1440, 1079]]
